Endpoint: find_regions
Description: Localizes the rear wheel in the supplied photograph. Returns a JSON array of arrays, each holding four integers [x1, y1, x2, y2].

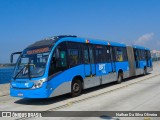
[[71, 79, 82, 97], [117, 73, 123, 84], [143, 68, 147, 76]]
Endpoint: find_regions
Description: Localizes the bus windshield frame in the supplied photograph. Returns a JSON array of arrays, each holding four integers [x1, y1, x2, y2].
[[13, 46, 52, 79]]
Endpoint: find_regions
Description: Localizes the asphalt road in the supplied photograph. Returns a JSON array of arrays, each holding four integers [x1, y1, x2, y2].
[[0, 62, 160, 120]]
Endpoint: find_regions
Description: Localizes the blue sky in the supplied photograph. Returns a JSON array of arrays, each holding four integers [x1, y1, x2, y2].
[[0, 0, 160, 63]]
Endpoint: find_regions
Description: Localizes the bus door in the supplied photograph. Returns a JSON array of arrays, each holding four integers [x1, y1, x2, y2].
[[134, 49, 140, 68], [110, 47, 116, 73], [146, 50, 151, 67], [83, 45, 96, 77], [145, 50, 149, 67]]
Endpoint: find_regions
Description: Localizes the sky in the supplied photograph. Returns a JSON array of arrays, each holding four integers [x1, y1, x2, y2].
[[0, 0, 160, 63]]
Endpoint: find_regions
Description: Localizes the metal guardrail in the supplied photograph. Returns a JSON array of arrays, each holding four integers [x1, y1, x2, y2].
[[152, 57, 160, 62]]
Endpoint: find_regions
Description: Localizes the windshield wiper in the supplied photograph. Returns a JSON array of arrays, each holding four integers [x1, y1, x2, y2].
[[14, 65, 27, 80], [14, 63, 32, 80]]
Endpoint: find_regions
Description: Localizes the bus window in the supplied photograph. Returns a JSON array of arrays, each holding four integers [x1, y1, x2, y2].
[[89, 45, 95, 64], [114, 47, 128, 62], [67, 42, 81, 67], [115, 47, 123, 62], [49, 42, 67, 76], [111, 47, 116, 62], [139, 50, 146, 60], [95, 45, 105, 63], [138, 50, 142, 60], [122, 48, 128, 61], [134, 49, 138, 61], [83, 45, 89, 64], [147, 50, 151, 59], [68, 49, 79, 67], [106, 46, 111, 62]]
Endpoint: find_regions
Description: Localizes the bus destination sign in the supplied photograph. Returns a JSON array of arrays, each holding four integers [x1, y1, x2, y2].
[[27, 47, 50, 55]]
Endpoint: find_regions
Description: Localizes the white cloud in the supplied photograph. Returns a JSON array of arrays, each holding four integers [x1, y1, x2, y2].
[[134, 32, 154, 45]]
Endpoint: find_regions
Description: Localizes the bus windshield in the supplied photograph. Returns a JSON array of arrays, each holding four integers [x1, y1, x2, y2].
[[13, 47, 51, 79]]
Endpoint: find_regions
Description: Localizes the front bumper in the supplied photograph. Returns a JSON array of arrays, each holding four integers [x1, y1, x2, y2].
[[10, 82, 50, 98]]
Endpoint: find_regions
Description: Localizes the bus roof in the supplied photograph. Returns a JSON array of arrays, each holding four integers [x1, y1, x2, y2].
[[26, 39, 55, 49], [132, 45, 150, 50], [25, 35, 77, 49], [60, 37, 126, 47], [25, 35, 127, 50]]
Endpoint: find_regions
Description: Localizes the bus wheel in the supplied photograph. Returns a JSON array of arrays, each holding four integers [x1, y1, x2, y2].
[[117, 73, 123, 84], [143, 68, 147, 76], [71, 79, 82, 97]]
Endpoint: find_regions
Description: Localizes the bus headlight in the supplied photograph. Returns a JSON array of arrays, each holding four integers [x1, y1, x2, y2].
[[33, 80, 43, 89]]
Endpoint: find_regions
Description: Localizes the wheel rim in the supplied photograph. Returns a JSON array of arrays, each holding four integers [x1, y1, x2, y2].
[[73, 83, 80, 93]]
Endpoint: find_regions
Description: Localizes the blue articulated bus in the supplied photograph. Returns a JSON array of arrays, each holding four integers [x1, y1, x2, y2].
[[10, 35, 153, 98]]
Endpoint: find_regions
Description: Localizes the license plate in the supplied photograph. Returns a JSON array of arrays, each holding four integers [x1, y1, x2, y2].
[[18, 93, 23, 96]]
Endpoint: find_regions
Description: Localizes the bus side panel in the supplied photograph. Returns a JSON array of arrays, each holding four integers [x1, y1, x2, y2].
[[147, 59, 152, 68], [115, 61, 130, 79], [140, 60, 147, 69], [147, 59, 153, 73], [101, 63, 117, 84], [83, 76, 101, 89], [96, 63, 108, 76], [83, 63, 107, 89], [135, 60, 146, 75], [135, 68, 143, 76], [83, 63, 101, 89], [95, 63, 114, 83], [48, 65, 85, 98], [83, 62, 116, 89]]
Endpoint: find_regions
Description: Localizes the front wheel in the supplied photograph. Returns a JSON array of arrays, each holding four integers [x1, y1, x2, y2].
[[71, 79, 82, 97]]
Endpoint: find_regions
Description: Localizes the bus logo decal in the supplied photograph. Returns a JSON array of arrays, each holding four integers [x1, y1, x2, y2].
[[99, 64, 106, 73], [25, 83, 29, 88]]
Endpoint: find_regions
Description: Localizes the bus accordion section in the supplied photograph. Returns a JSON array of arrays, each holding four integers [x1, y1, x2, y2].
[[10, 35, 153, 99], [126, 45, 153, 77]]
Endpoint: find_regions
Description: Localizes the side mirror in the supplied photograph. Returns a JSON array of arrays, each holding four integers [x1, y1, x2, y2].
[[10, 52, 22, 64]]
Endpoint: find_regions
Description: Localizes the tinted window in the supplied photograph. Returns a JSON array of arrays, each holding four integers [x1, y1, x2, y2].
[[67, 42, 81, 67], [95, 45, 105, 63], [114, 47, 127, 62], [138, 49, 142, 60], [123, 47, 128, 61], [111, 47, 116, 62], [49, 42, 67, 76], [68, 49, 79, 66], [147, 50, 151, 59], [141, 50, 146, 60], [83, 45, 89, 64], [104, 46, 111, 62], [134, 49, 138, 60], [89, 45, 95, 64], [134, 48, 148, 61]]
